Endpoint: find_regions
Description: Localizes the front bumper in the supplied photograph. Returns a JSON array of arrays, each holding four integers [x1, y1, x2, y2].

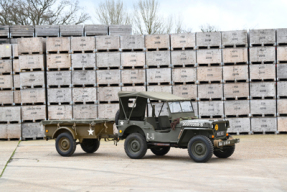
[[214, 138, 240, 148]]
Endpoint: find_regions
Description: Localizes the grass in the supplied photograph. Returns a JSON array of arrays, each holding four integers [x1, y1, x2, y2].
[[0, 140, 21, 178]]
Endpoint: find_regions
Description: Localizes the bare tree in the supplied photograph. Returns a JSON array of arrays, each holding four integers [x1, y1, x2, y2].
[[173, 15, 183, 34], [0, 0, 90, 25], [95, 0, 131, 25], [200, 24, 219, 32], [172, 15, 192, 34], [133, 0, 174, 35]]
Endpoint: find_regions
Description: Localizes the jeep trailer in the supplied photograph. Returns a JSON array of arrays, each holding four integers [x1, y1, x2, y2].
[[43, 119, 116, 156], [43, 91, 240, 163]]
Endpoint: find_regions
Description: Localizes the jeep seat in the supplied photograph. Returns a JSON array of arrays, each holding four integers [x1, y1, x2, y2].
[[158, 116, 171, 130], [146, 117, 158, 130]]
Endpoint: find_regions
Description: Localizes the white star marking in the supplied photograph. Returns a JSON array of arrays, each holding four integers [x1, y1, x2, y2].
[[88, 128, 94, 135], [120, 121, 124, 125]]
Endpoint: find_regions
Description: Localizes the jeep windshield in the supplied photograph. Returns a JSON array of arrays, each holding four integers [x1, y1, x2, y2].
[[168, 101, 194, 113]]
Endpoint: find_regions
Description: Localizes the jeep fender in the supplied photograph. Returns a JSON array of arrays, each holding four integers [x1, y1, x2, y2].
[[178, 127, 213, 144], [122, 125, 145, 139]]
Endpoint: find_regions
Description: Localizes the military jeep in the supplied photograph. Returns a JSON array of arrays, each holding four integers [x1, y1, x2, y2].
[[116, 91, 240, 162]]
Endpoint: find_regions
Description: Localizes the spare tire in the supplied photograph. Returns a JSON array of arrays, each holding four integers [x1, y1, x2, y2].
[[115, 109, 120, 125]]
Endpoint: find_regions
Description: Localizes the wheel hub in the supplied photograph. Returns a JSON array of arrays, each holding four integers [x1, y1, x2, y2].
[[59, 138, 70, 152], [192, 142, 206, 157], [130, 140, 140, 152]]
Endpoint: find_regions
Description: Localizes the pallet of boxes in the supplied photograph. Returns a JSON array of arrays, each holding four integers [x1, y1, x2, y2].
[[145, 34, 173, 116], [249, 29, 277, 134], [196, 31, 224, 121], [96, 35, 121, 118], [0, 43, 22, 140], [18, 38, 47, 140], [169, 33, 198, 115], [276, 28, 287, 133], [46, 37, 73, 121], [120, 34, 146, 94], [221, 30, 250, 135]]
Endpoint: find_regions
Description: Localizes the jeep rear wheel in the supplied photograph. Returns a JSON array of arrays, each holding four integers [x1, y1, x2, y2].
[[124, 133, 147, 159], [188, 135, 213, 163], [150, 146, 170, 156], [81, 139, 100, 153], [214, 145, 235, 158], [56, 132, 76, 157]]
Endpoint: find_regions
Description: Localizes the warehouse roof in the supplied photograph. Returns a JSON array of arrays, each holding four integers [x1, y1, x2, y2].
[[118, 91, 190, 101]]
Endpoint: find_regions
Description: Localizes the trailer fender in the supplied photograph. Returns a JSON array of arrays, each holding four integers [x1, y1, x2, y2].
[[52, 127, 77, 140]]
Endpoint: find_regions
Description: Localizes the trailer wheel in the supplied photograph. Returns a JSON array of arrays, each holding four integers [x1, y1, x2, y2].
[[81, 139, 100, 153], [214, 145, 235, 158], [56, 132, 76, 157], [150, 146, 170, 156], [188, 135, 213, 163], [124, 133, 147, 159]]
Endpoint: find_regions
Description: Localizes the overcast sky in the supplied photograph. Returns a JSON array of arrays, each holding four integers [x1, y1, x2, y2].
[[82, 0, 287, 32]]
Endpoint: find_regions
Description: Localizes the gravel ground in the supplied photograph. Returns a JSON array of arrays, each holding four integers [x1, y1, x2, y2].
[[0, 135, 286, 191]]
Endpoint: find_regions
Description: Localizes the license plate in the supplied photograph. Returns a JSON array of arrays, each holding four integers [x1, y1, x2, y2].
[[218, 140, 231, 147], [216, 131, 225, 136]]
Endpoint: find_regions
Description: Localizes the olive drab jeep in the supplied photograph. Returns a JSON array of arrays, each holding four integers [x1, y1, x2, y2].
[[115, 91, 240, 162]]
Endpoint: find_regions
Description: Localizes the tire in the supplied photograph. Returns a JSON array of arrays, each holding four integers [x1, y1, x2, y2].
[[150, 146, 170, 156], [188, 135, 213, 163], [214, 145, 235, 158], [124, 133, 147, 159], [115, 109, 120, 125], [80, 139, 100, 153], [55, 132, 76, 157]]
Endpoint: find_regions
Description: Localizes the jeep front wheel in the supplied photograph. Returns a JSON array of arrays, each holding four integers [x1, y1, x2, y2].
[[214, 145, 235, 158], [150, 146, 170, 156], [81, 139, 100, 153], [124, 133, 147, 159], [188, 135, 213, 163], [56, 132, 76, 157]]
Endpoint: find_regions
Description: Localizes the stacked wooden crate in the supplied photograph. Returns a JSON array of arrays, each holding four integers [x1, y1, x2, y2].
[[109, 25, 132, 36], [249, 29, 277, 134], [46, 37, 72, 120], [60, 25, 83, 37], [18, 37, 46, 140], [120, 35, 146, 92], [71, 36, 97, 119], [120, 35, 146, 114], [0, 43, 22, 140], [96, 36, 121, 118], [10, 25, 34, 38], [222, 30, 250, 134], [196, 32, 224, 119], [145, 34, 172, 115], [0, 25, 10, 44], [85, 25, 109, 36], [12, 43, 20, 106], [276, 28, 287, 133], [0, 44, 14, 107], [35, 25, 59, 37], [170, 33, 198, 116]]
